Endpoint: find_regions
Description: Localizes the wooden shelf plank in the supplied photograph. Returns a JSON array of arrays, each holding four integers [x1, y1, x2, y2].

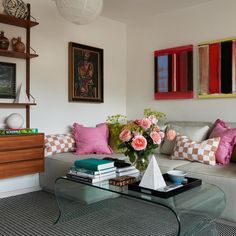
[[0, 103, 36, 107], [198, 94, 236, 99], [0, 49, 38, 59], [0, 14, 38, 28], [199, 36, 236, 46]]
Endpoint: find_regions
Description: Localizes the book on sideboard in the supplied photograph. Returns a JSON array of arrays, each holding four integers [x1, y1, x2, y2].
[[0, 128, 38, 135]]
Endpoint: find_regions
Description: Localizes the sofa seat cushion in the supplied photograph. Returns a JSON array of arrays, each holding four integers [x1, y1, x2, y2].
[[155, 154, 190, 174], [175, 162, 236, 222], [47, 152, 127, 163], [40, 153, 127, 193], [175, 162, 236, 179], [160, 124, 210, 155]]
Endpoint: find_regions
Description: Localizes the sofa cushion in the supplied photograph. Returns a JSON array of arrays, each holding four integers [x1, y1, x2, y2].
[[73, 123, 113, 155], [175, 161, 236, 179], [155, 153, 190, 173], [209, 119, 236, 165], [48, 152, 127, 164], [160, 124, 210, 155], [39, 153, 127, 193], [39, 152, 189, 192], [175, 162, 236, 222], [171, 135, 220, 166], [107, 123, 126, 153], [44, 133, 75, 157]]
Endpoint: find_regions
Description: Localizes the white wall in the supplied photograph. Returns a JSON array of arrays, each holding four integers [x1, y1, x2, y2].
[[0, 0, 127, 195], [127, 0, 236, 122], [0, 0, 127, 133]]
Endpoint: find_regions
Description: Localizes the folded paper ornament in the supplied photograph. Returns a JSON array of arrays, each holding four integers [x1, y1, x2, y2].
[[14, 83, 30, 103], [139, 155, 166, 190]]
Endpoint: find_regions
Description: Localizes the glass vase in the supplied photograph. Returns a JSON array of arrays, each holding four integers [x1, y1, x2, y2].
[[134, 154, 149, 174]]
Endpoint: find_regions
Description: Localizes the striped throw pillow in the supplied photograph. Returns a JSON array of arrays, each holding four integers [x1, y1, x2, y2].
[[45, 134, 75, 157], [171, 135, 220, 166]]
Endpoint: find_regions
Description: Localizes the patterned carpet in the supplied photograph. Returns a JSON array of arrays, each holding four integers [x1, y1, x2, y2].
[[0, 191, 235, 236]]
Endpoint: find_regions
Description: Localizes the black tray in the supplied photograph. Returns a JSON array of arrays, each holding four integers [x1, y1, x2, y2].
[[128, 173, 202, 199]]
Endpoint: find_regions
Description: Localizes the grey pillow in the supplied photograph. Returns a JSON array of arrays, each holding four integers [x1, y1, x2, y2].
[[160, 125, 210, 155]]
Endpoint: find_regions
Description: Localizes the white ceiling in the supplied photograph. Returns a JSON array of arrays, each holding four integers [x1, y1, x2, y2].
[[102, 0, 214, 23]]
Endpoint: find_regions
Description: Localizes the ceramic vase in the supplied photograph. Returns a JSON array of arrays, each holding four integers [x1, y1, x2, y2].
[[0, 31, 9, 50], [11, 37, 25, 53]]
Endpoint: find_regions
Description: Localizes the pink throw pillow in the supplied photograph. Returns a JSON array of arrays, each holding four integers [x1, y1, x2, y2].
[[73, 123, 113, 155], [209, 119, 236, 165]]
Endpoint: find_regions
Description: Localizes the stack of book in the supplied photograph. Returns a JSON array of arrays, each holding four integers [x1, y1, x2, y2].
[[66, 158, 116, 183], [116, 165, 140, 177], [0, 128, 38, 135]]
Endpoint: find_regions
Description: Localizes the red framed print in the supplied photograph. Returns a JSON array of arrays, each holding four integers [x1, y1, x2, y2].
[[154, 45, 193, 100]]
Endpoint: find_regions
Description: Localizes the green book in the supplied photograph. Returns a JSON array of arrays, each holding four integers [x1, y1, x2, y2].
[[0, 128, 38, 135], [74, 158, 114, 171]]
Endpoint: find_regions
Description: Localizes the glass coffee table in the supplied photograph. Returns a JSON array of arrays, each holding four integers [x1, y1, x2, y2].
[[55, 176, 225, 236]]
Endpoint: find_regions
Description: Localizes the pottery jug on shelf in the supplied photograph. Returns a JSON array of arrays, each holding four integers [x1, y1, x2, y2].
[[0, 31, 9, 50], [11, 37, 25, 53]]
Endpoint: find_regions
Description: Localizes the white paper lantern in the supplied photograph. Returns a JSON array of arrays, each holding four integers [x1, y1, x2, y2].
[[54, 0, 103, 25], [6, 113, 24, 129]]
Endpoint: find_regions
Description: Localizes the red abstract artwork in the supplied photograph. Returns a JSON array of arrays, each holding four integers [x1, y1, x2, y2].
[[154, 45, 193, 100]]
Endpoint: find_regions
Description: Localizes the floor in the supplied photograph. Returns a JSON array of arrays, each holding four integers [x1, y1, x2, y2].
[[0, 190, 235, 236]]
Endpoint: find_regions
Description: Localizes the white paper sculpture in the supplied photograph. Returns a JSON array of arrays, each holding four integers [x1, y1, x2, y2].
[[14, 83, 30, 103], [139, 155, 166, 190]]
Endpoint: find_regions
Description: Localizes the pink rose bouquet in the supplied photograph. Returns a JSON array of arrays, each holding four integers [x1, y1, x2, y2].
[[119, 117, 176, 166]]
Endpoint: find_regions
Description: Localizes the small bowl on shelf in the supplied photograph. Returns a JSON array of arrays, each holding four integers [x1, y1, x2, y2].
[[167, 170, 187, 184]]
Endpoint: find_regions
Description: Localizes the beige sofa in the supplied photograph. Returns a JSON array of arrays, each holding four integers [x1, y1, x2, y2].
[[39, 121, 236, 222]]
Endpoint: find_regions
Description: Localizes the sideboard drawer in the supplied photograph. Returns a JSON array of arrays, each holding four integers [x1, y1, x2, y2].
[[0, 148, 43, 164], [0, 159, 44, 179], [0, 134, 44, 151], [0, 133, 45, 179]]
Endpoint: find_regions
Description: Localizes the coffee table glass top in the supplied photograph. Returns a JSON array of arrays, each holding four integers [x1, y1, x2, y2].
[[55, 176, 226, 236]]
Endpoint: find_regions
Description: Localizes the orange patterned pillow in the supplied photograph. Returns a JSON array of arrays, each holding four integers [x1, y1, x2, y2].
[[45, 134, 75, 157], [171, 135, 220, 165]]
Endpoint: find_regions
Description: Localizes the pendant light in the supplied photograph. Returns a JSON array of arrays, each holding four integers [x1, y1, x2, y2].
[[54, 0, 103, 25]]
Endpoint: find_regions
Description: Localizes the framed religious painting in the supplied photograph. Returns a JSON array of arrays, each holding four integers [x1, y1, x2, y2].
[[0, 62, 16, 99], [68, 42, 104, 103]]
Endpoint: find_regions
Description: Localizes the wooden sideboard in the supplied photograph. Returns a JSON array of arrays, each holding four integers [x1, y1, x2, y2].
[[0, 133, 44, 179]]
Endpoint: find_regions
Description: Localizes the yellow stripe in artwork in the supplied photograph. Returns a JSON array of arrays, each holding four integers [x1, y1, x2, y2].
[[198, 93, 236, 99], [198, 37, 236, 46]]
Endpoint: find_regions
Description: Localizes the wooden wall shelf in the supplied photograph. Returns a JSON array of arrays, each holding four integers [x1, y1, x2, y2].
[[0, 4, 39, 128], [0, 13, 38, 28], [0, 49, 38, 59], [0, 103, 36, 107]]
